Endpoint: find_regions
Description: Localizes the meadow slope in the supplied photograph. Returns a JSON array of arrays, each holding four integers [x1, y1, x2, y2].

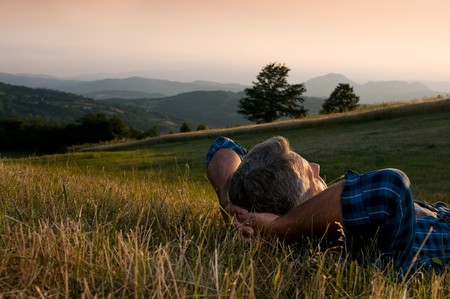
[[0, 98, 449, 297]]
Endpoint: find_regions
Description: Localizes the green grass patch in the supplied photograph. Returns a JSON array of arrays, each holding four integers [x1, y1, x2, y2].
[[1, 98, 449, 297]]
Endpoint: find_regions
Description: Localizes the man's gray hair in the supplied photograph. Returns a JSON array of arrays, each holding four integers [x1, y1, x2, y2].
[[229, 136, 306, 215]]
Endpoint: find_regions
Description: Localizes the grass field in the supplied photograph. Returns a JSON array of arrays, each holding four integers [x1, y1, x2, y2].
[[1, 98, 450, 297]]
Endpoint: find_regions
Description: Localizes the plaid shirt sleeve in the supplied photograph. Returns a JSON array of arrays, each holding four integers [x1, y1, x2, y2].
[[341, 169, 416, 269], [205, 137, 248, 168]]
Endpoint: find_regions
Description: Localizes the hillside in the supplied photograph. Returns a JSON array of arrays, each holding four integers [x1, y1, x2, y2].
[[0, 82, 323, 131], [104, 91, 250, 128], [83, 97, 450, 152], [101, 91, 325, 128], [0, 82, 182, 132]]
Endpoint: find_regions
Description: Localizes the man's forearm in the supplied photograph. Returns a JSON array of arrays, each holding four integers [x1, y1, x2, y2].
[[206, 148, 242, 221], [271, 181, 345, 242]]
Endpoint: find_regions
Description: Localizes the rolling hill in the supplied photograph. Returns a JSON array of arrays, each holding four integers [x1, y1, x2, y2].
[[0, 82, 323, 131], [101, 91, 325, 128], [0, 82, 182, 132], [82, 97, 450, 154]]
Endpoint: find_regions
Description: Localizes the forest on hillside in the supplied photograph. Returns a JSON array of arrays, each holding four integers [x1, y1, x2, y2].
[[0, 82, 180, 132], [0, 113, 156, 154]]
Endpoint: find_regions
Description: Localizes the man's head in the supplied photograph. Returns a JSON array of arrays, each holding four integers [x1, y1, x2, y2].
[[229, 136, 326, 215]]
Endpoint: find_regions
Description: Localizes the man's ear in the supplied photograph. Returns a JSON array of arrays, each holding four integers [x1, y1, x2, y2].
[[310, 163, 320, 178]]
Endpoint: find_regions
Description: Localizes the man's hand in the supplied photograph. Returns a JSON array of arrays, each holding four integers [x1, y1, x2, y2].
[[231, 205, 280, 242], [227, 205, 254, 242], [233, 182, 345, 243], [236, 208, 280, 232]]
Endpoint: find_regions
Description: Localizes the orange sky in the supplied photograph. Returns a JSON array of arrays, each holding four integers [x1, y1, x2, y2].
[[1, 0, 449, 83]]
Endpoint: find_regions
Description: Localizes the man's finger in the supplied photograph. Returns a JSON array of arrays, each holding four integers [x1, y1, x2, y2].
[[235, 212, 252, 224], [232, 217, 254, 235], [230, 204, 249, 215], [240, 225, 255, 237]]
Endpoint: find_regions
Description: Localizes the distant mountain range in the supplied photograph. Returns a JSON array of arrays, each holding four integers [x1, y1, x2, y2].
[[1, 72, 449, 103], [304, 73, 448, 103], [0, 72, 247, 98]]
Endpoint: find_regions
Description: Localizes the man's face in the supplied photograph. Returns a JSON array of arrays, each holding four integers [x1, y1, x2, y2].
[[290, 151, 327, 195]]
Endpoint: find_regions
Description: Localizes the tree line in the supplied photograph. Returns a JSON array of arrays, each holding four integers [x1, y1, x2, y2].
[[0, 113, 159, 154]]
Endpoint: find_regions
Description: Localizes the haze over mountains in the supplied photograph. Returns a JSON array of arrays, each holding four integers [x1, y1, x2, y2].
[[304, 73, 448, 103], [1, 72, 449, 103], [0, 73, 246, 99]]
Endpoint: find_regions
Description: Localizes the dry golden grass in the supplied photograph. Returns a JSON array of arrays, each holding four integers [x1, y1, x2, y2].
[[1, 97, 450, 297], [1, 159, 449, 298]]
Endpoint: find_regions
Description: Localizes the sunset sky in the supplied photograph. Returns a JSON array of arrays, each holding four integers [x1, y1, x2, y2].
[[1, 0, 449, 84]]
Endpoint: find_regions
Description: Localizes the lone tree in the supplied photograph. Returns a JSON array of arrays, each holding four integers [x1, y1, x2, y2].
[[238, 62, 307, 123], [322, 83, 360, 114]]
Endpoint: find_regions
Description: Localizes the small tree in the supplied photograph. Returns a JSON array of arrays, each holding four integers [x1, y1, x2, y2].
[[108, 115, 128, 138], [180, 122, 192, 133], [196, 123, 208, 131], [322, 83, 360, 114], [145, 126, 160, 137], [238, 62, 307, 123]]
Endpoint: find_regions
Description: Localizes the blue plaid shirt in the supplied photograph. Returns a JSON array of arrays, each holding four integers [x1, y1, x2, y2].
[[205, 137, 248, 168], [206, 137, 450, 274], [342, 169, 450, 275], [405, 202, 450, 273]]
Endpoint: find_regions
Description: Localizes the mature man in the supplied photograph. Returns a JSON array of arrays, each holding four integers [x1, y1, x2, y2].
[[206, 136, 450, 276]]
